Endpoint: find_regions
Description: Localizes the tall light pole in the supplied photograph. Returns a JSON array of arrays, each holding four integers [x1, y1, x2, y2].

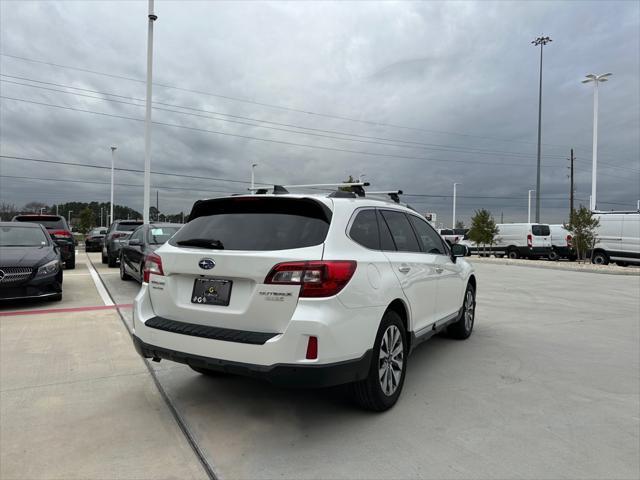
[[110, 146, 116, 225], [531, 35, 552, 223], [68, 210, 73, 226], [250, 163, 258, 191], [582, 73, 612, 211], [528, 189, 535, 223], [40, 207, 45, 215], [452, 182, 460, 229], [143, 0, 157, 224]]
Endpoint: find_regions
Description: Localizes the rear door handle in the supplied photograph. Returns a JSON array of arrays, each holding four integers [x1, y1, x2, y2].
[[435, 267, 444, 274], [398, 266, 411, 273]]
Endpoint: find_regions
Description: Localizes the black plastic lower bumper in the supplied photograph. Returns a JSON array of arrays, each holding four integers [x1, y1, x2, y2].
[[133, 335, 372, 388], [0, 278, 62, 301]]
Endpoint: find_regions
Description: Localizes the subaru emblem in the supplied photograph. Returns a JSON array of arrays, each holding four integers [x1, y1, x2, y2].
[[198, 258, 215, 270]]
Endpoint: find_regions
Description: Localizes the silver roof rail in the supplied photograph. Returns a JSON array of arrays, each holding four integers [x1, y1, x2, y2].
[[367, 190, 403, 203]]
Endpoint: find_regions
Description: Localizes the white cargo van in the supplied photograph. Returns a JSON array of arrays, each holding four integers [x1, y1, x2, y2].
[[591, 211, 640, 266], [465, 223, 552, 259], [549, 224, 576, 261]]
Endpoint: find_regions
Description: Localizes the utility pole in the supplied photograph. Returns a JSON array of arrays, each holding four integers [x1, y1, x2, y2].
[[452, 182, 460, 229], [531, 35, 552, 223], [156, 190, 159, 221], [501, 212, 504, 223], [251, 163, 258, 191], [143, 0, 157, 224], [569, 148, 575, 222], [110, 146, 117, 226]]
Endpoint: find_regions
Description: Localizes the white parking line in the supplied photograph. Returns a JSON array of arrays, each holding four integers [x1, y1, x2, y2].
[[85, 255, 114, 306]]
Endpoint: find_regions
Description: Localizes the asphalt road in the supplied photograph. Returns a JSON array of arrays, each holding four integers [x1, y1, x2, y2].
[[89, 252, 640, 480]]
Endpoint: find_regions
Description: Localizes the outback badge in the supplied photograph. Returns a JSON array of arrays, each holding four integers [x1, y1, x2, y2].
[[198, 258, 215, 270]]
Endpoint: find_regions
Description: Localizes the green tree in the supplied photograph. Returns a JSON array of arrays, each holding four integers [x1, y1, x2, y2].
[[467, 209, 499, 255], [78, 207, 96, 234], [564, 205, 600, 262]]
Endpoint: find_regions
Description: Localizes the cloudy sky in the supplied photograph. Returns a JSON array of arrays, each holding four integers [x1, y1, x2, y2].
[[1, 0, 638, 225]]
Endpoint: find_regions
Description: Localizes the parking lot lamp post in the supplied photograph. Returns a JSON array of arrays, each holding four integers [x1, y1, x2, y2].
[[250, 163, 258, 191], [110, 146, 116, 226], [68, 210, 73, 226], [452, 183, 460, 229], [528, 190, 535, 223], [143, 0, 157, 225], [531, 35, 552, 223], [582, 73, 612, 211], [40, 207, 45, 215]]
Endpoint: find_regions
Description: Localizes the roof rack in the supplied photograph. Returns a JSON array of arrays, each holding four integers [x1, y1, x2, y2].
[[367, 190, 403, 203], [250, 182, 408, 205]]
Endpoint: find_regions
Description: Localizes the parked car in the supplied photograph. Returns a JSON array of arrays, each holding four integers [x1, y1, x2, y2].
[[132, 193, 476, 411], [437, 228, 468, 246], [12, 214, 76, 269], [591, 211, 640, 266], [549, 224, 575, 261], [466, 223, 552, 259], [102, 220, 143, 267], [0, 222, 63, 301], [85, 227, 107, 252], [120, 223, 182, 283]]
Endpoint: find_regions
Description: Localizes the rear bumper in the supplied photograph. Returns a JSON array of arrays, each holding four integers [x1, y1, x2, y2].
[[133, 335, 372, 387], [523, 246, 552, 257]]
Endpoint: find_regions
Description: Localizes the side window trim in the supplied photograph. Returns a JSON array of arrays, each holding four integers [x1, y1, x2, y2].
[[376, 209, 398, 252]]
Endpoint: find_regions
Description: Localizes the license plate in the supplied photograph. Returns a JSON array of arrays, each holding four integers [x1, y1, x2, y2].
[[191, 278, 232, 306]]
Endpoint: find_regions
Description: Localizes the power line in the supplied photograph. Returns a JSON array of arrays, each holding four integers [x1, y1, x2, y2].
[[0, 51, 611, 153], [0, 95, 573, 170], [2, 74, 586, 162]]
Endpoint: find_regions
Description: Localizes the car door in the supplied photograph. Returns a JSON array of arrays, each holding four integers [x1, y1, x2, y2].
[[378, 209, 438, 333], [128, 227, 146, 277], [408, 214, 465, 320]]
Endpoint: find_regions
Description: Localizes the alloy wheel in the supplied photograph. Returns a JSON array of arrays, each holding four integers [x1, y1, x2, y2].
[[378, 325, 404, 396]]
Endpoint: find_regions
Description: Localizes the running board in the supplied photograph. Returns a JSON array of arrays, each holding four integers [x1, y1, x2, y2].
[[409, 310, 461, 353]]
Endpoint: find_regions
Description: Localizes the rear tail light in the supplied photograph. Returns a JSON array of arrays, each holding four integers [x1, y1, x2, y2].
[[566, 234, 573, 247], [264, 261, 357, 298], [143, 253, 164, 283], [306, 336, 318, 360], [51, 229, 72, 239], [527, 234, 533, 248]]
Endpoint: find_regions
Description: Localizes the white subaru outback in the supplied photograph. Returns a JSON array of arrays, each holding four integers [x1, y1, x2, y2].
[[132, 192, 476, 411]]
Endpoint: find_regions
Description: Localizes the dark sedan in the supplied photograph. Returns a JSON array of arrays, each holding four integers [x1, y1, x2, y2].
[[0, 222, 63, 302], [120, 223, 182, 283], [85, 227, 107, 252], [12, 214, 76, 269]]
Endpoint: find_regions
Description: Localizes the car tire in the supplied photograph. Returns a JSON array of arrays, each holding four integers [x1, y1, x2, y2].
[[507, 248, 519, 259], [51, 293, 62, 302], [350, 310, 407, 412], [65, 255, 76, 270], [108, 251, 118, 268], [101, 251, 108, 264], [616, 261, 628, 267], [189, 365, 226, 376], [592, 251, 609, 265], [120, 257, 132, 280], [447, 283, 476, 340], [548, 250, 559, 261]]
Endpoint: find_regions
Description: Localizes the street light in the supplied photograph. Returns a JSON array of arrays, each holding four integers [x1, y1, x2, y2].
[[40, 207, 45, 215], [531, 35, 552, 223], [582, 73, 612, 211], [452, 183, 460, 229], [110, 146, 117, 226], [143, 0, 158, 224], [68, 210, 73, 226], [250, 163, 258, 191], [528, 189, 535, 223]]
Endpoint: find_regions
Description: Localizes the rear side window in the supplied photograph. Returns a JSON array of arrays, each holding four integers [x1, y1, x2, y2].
[[409, 215, 447, 255], [377, 211, 396, 251], [349, 209, 379, 250], [532, 225, 551, 236], [380, 210, 421, 253], [171, 197, 331, 251]]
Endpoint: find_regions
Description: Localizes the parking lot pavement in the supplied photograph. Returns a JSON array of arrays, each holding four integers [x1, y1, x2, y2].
[[4, 254, 639, 479], [93, 255, 640, 479], [0, 252, 207, 480]]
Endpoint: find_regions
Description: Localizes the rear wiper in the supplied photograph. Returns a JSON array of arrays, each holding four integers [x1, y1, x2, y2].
[[176, 238, 224, 249]]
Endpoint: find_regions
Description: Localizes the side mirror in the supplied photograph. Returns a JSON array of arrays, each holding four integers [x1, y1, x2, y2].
[[128, 238, 142, 247], [451, 243, 468, 260]]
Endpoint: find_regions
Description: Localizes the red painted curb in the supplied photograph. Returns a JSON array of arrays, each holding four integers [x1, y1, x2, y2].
[[0, 304, 133, 317]]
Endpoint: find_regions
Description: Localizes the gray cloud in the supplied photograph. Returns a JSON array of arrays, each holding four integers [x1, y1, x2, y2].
[[1, 0, 638, 226]]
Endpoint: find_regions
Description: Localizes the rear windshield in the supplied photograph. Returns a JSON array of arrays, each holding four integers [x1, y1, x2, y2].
[[14, 216, 66, 229], [171, 197, 331, 251], [0, 226, 48, 247], [532, 225, 551, 236], [148, 226, 181, 245], [116, 223, 142, 232]]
